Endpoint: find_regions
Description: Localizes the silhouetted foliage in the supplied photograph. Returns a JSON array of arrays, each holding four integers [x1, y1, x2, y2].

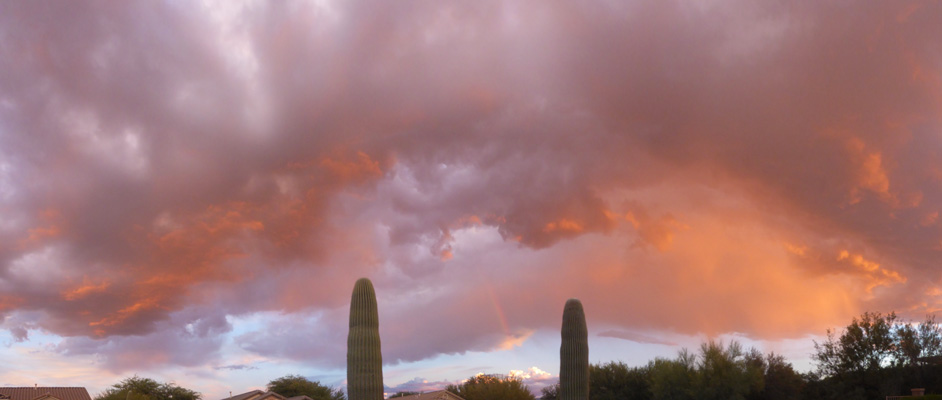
[[648, 348, 700, 400], [694, 341, 764, 400], [588, 361, 650, 400], [539, 383, 558, 400], [445, 374, 535, 400], [755, 353, 803, 400], [95, 376, 200, 400], [267, 375, 344, 400], [895, 315, 942, 366], [814, 311, 898, 377], [810, 311, 942, 399]]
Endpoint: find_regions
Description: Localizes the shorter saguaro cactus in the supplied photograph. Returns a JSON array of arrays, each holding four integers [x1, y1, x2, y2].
[[347, 278, 384, 400], [560, 298, 589, 400]]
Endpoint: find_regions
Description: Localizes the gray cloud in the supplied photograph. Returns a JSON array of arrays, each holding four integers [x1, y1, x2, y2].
[[1, 0, 941, 372]]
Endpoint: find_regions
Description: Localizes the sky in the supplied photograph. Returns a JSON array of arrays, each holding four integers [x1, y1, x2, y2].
[[1, 0, 941, 398]]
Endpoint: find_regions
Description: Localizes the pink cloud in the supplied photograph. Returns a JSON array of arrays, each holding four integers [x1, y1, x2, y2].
[[0, 0, 940, 375]]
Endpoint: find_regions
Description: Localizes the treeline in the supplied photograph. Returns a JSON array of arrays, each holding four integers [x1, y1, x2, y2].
[[95, 375, 343, 400], [539, 312, 942, 400], [541, 341, 800, 400]]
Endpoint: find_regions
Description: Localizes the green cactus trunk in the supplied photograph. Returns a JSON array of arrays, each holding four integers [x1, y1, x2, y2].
[[560, 298, 589, 400], [347, 278, 384, 400]]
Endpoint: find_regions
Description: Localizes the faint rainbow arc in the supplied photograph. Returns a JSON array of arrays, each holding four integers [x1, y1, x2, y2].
[[485, 282, 511, 336]]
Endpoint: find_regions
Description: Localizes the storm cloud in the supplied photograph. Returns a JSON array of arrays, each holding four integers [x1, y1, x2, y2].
[[1, 0, 941, 378]]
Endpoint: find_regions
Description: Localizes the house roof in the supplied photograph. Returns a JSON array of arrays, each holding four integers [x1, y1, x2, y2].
[[0, 387, 92, 400], [220, 391, 286, 400], [392, 390, 465, 400]]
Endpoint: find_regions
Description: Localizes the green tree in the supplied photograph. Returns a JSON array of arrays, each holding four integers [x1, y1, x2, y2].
[[446, 374, 535, 400], [589, 362, 651, 400], [649, 351, 697, 400], [95, 376, 200, 400], [695, 341, 764, 400], [267, 375, 345, 400]]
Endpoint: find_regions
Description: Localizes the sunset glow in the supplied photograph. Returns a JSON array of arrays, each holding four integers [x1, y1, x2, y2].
[[2, 0, 942, 398]]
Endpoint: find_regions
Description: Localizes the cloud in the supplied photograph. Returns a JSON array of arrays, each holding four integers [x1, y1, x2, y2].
[[214, 364, 258, 371], [385, 378, 456, 395], [598, 330, 678, 346], [54, 307, 232, 372], [1, 0, 941, 375]]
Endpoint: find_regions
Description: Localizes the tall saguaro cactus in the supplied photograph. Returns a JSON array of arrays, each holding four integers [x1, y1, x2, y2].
[[560, 298, 589, 400], [347, 278, 384, 400]]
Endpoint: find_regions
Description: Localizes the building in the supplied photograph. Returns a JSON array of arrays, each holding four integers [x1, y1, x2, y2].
[[0, 387, 92, 400], [220, 390, 313, 400]]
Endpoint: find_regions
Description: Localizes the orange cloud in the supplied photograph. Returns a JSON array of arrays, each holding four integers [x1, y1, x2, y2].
[[523, 207, 862, 339], [17, 208, 65, 249], [320, 151, 383, 182], [842, 136, 923, 209], [623, 208, 686, 252], [88, 297, 165, 333], [836, 249, 906, 293], [62, 278, 111, 301], [542, 218, 583, 234], [495, 330, 533, 351], [845, 137, 893, 205], [783, 242, 807, 257], [921, 211, 938, 226], [71, 151, 392, 337], [0, 295, 23, 312]]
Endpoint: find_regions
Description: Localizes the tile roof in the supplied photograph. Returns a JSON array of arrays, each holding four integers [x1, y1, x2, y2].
[[0, 387, 92, 400], [219, 390, 264, 400], [391, 390, 465, 400], [219, 391, 286, 400]]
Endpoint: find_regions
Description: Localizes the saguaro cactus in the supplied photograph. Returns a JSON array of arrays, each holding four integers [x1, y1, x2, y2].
[[347, 278, 384, 400], [560, 298, 589, 400]]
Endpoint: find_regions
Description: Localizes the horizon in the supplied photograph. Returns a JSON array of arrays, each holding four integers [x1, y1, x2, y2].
[[2, 0, 942, 399]]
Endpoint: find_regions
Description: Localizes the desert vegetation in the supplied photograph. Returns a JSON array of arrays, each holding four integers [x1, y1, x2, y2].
[[347, 278, 384, 400], [559, 299, 589, 400], [96, 282, 942, 400], [267, 375, 345, 400], [95, 376, 201, 400]]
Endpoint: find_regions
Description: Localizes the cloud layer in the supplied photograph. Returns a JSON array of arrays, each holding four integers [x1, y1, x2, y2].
[[1, 0, 941, 379]]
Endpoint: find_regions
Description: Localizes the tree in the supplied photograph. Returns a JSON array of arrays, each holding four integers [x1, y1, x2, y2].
[[267, 375, 345, 400], [588, 362, 650, 400], [894, 315, 942, 366], [539, 383, 558, 400], [757, 353, 803, 400], [811, 311, 942, 399], [813, 311, 898, 376], [446, 374, 535, 400], [695, 341, 763, 400], [95, 376, 200, 400], [649, 351, 697, 400]]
